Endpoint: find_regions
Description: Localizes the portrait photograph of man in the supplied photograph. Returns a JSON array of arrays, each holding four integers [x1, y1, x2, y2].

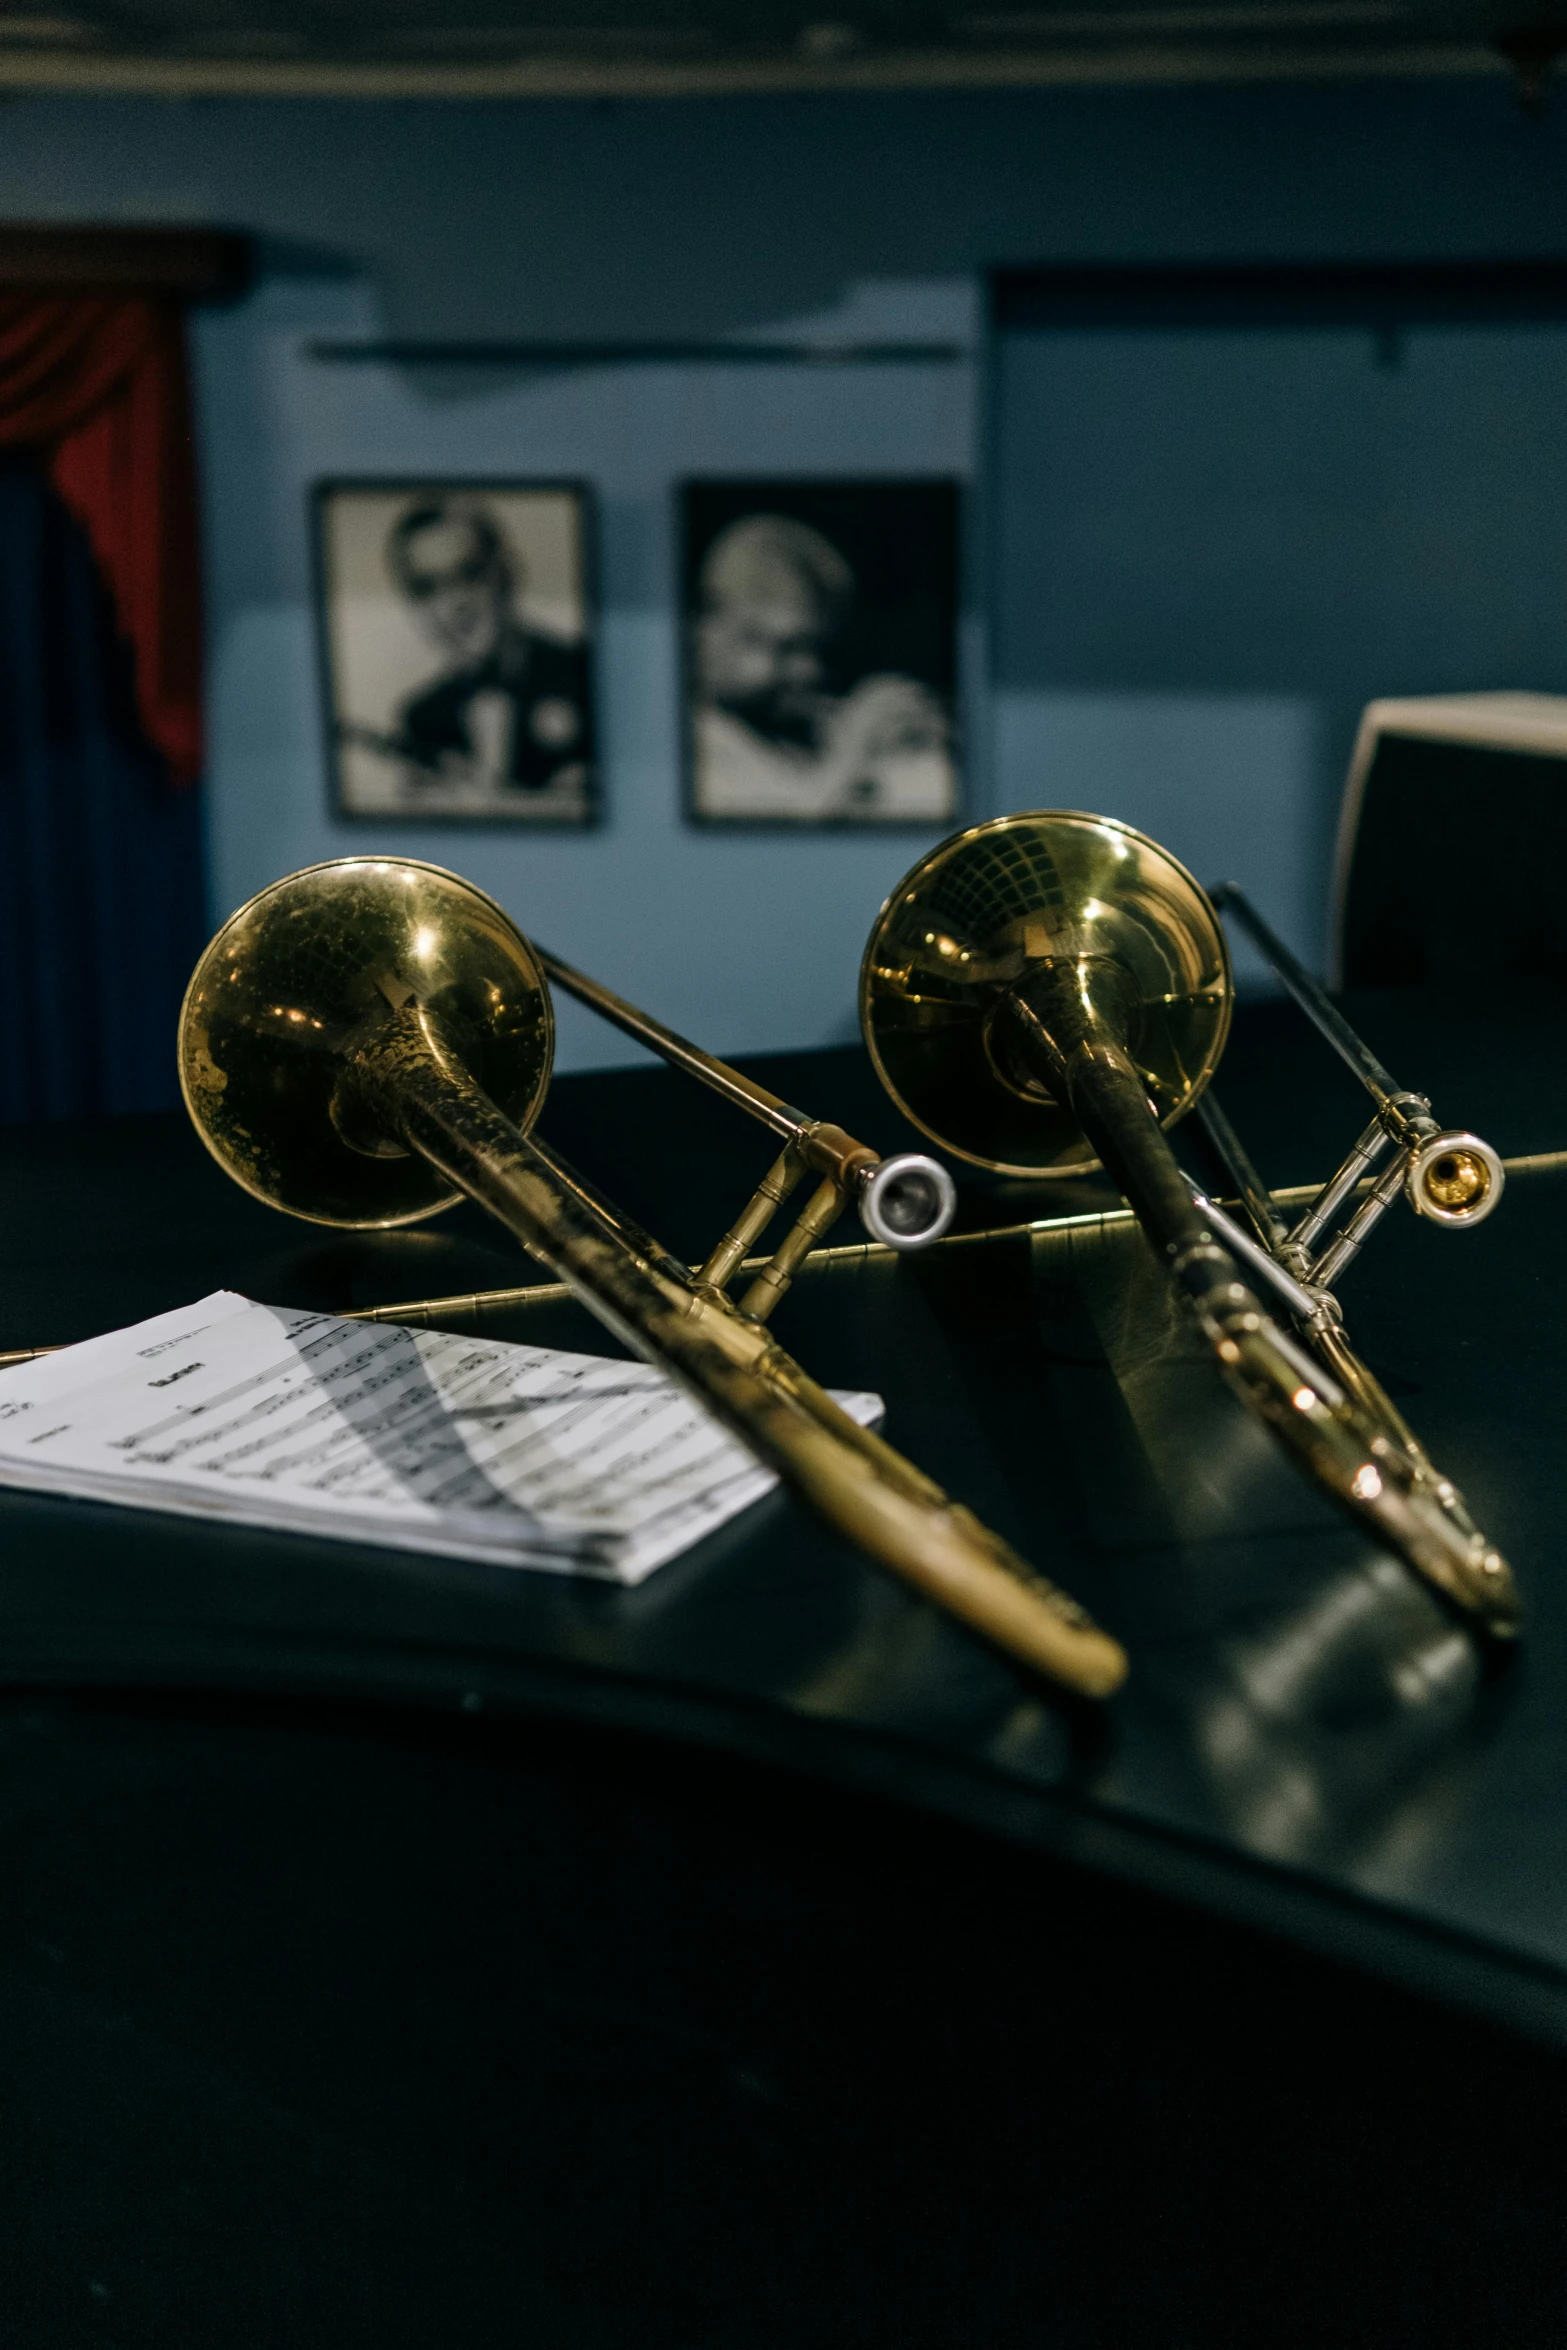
[[315, 481, 597, 825], [682, 479, 961, 827]]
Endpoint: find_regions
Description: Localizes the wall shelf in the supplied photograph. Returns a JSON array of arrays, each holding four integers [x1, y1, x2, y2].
[[304, 339, 969, 369]]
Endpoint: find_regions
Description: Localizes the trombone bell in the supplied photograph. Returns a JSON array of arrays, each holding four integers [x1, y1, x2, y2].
[[860, 812, 1231, 1176], [178, 859, 554, 1229]]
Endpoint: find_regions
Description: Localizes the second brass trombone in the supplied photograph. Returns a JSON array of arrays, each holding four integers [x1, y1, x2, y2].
[[861, 811, 1519, 1638]]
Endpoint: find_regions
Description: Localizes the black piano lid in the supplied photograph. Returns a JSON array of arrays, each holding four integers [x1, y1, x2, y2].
[[0, 984, 1563, 2047]]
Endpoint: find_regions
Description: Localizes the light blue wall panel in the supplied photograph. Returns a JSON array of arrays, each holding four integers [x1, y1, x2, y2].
[[990, 690, 1318, 988]]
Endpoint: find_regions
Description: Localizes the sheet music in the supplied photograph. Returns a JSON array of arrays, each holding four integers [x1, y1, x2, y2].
[[0, 1293, 883, 1583]]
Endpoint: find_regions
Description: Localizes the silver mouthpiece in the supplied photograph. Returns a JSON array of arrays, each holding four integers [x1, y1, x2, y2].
[[858, 1153, 958, 1251]]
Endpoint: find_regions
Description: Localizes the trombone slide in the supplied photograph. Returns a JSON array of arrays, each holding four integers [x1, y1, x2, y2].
[[344, 1005, 1126, 1696], [1006, 952, 1517, 1628]]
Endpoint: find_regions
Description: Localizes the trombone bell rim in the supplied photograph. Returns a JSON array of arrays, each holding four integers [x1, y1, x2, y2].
[[178, 856, 555, 1231], [859, 811, 1233, 1179]]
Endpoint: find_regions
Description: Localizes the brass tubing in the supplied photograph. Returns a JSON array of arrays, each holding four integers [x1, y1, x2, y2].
[[1213, 886, 1501, 1240], [797, 1120, 879, 1194], [696, 1144, 807, 1291], [737, 1176, 847, 1323], [492, 1129, 695, 1292], [1285, 1117, 1392, 1266], [355, 1286, 550, 1329], [1307, 1322, 1493, 1549], [1186, 1160, 1498, 1558], [1307, 1146, 1411, 1290], [343, 1004, 1127, 1699], [1310, 1322, 1430, 1476], [537, 945, 902, 1198], [535, 942, 805, 1145], [1211, 884, 1417, 1129], [1194, 1092, 1288, 1251], [1183, 1181, 1324, 1324], [1186, 1172, 1481, 1530]]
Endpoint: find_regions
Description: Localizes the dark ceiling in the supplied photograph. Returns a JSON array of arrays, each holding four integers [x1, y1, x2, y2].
[[0, 0, 1553, 93]]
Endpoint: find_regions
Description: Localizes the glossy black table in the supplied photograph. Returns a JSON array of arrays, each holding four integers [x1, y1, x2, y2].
[[4, 986, 1566, 2347]]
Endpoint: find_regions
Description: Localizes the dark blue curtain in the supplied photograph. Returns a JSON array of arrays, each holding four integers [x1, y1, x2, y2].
[[0, 456, 206, 1120]]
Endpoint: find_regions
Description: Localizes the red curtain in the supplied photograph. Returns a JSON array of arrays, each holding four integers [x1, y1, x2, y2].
[[0, 294, 202, 787]]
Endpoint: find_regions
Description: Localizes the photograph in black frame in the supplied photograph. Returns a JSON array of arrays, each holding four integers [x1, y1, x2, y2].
[[314, 480, 598, 826], [682, 479, 961, 827]]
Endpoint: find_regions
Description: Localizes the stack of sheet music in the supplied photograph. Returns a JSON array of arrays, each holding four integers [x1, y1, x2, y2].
[[0, 1292, 882, 1583]]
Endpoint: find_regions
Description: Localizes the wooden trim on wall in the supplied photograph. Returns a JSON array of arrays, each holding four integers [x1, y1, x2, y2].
[[0, 226, 250, 298]]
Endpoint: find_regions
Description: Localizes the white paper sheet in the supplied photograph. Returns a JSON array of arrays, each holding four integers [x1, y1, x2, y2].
[[0, 1292, 884, 1584]]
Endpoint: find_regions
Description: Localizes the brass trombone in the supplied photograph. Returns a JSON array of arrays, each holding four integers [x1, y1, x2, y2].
[[176, 856, 1127, 1698], [861, 812, 1519, 1637]]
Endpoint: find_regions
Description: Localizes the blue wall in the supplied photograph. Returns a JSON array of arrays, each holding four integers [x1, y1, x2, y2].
[[1, 83, 1564, 1059], [992, 317, 1567, 978]]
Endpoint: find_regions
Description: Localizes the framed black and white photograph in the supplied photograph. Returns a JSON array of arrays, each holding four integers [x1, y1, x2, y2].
[[314, 480, 597, 825], [682, 479, 961, 827]]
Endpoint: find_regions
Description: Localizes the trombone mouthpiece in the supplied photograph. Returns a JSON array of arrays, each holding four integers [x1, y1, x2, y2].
[[858, 1154, 958, 1251], [1406, 1131, 1504, 1228]]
